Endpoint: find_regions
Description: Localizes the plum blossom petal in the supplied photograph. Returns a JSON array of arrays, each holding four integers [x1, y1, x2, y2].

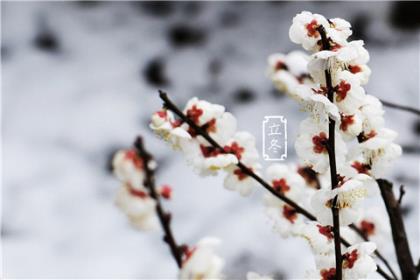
[[179, 237, 224, 280]]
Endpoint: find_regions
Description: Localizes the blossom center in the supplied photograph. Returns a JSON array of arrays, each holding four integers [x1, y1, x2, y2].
[[306, 19, 319, 37], [157, 110, 167, 118], [335, 80, 351, 102], [349, 65, 362, 74], [125, 150, 143, 169], [360, 220, 375, 236], [129, 187, 148, 198], [275, 60, 288, 71], [342, 249, 359, 269], [357, 130, 377, 143], [320, 268, 336, 280], [297, 166, 320, 189], [282, 205, 298, 223], [317, 224, 334, 240], [312, 132, 328, 154], [351, 161, 371, 174], [186, 105, 203, 124], [340, 115, 354, 132], [200, 145, 223, 158], [224, 142, 245, 160], [272, 178, 290, 193], [234, 168, 248, 181]]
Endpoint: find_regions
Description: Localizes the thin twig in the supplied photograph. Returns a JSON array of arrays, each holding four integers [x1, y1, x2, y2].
[[134, 137, 184, 268], [377, 179, 417, 280], [380, 99, 420, 117], [398, 185, 406, 205], [158, 90, 395, 280], [317, 24, 342, 280]]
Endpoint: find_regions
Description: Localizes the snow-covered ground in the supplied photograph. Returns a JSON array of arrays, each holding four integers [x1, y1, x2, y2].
[[2, 2, 419, 279]]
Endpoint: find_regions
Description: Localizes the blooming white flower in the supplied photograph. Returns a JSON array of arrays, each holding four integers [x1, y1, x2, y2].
[[289, 11, 329, 52], [309, 40, 370, 86], [150, 109, 192, 149], [308, 242, 377, 280], [338, 111, 363, 141], [342, 242, 377, 279], [268, 51, 312, 99], [184, 97, 225, 127], [113, 149, 145, 190], [115, 184, 158, 230], [182, 97, 237, 147], [355, 208, 390, 247], [294, 84, 340, 122], [224, 163, 261, 197], [264, 164, 307, 236], [328, 18, 352, 44], [359, 95, 385, 134], [180, 141, 237, 176], [351, 128, 402, 177], [179, 237, 224, 280], [268, 51, 311, 78], [333, 70, 366, 115], [311, 177, 369, 226], [292, 221, 335, 255], [246, 272, 274, 280], [295, 117, 347, 173]]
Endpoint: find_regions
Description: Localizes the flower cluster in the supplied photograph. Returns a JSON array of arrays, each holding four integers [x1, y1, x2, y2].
[[141, 10, 402, 280], [151, 97, 260, 196], [113, 149, 159, 230], [265, 11, 401, 278]]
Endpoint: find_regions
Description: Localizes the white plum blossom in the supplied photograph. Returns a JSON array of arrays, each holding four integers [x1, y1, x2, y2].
[[184, 97, 225, 127], [359, 95, 385, 135], [268, 51, 312, 97], [308, 242, 377, 280], [179, 237, 224, 280], [333, 70, 366, 115], [311, 177, 369, 226], [295, 117, 347, 173], [180, 140, 238, 176], [338, 111, 363, 141], [150, 109, 191, 149], [113, 149, 145, 190], [350, 128, 402, 177], [342, 242, 378, 279], [355, 207, 390, 247], [293, 221, 335, 255], [264, 164, 308, 236], [224, 163, 261, 197], [114, 184, 158, 230], [184, 98, 237, 146], [294, 84, 340, 122], [289, 11, 329, 52]]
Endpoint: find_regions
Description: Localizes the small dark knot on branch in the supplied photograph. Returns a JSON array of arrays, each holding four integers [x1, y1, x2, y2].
[[398, 185, 406, 205]]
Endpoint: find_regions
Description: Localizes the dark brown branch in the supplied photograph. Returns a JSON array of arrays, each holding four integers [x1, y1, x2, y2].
[[380, 99, 420, 117], [377, 179, 417, 280], [318, 24, 342, 280], [158, 90, 394, 280], [134, 137, 183, 268]]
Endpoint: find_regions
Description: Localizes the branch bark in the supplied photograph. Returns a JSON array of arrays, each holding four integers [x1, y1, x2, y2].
[[380, 99, 420, 117], [159, 90, 395, 280], [317, 24, 342, 280], [377, 179, 417, 280], [134, 137, 184, 268]]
